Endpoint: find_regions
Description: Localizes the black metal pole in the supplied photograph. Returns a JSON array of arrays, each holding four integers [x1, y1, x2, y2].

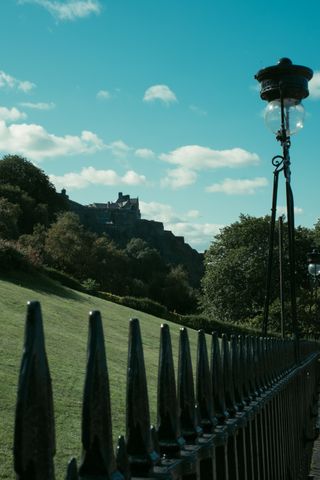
[[278, 216, 285, 338], [280, 95, 299, 361], [263, 164, 281, 336]]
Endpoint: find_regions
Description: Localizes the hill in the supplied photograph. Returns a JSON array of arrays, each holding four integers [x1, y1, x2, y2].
[[0, 271, 200, 480], [66, 190, 204, 288]]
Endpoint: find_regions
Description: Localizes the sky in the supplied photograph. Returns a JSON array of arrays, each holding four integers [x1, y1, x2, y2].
[[0, 0, 320, 252]]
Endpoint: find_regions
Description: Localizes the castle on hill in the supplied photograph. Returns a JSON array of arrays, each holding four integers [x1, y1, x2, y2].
[[61, 190, 204, 287]]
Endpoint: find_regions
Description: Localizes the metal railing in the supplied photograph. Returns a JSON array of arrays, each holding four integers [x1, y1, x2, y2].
[[13, 301, 320, 480]]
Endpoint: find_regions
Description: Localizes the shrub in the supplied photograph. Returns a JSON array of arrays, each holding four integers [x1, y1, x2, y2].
[[82, 278, 99, 294], [167, 312, 263, 337], [119, 296, 169, 318], [44, 267, 84, 291], [97, 291, 122, 304], [0, 240, 33, 273]]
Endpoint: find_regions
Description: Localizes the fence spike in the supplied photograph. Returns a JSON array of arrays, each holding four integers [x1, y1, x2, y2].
[[178, 327, 202, 443], [116, 436, 131, 480], [221, 334, 238, 416], [238, 335, 250, 404], [246, 336, 257, 399], [196, 329, 217, 433], [126, 318, 159, 475], [230, 335, 246, 410], [211, 332, 229, 423], [157, 324, 185, 457], [78, 310, 117, 477], [252, 336, 262, 396], [65, 458, 78, 480], [14, 301, 56, 480]]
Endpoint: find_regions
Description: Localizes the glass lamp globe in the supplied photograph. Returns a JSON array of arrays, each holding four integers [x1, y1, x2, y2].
[[264, 98, 305, 136], [308, 263, 320, 277]]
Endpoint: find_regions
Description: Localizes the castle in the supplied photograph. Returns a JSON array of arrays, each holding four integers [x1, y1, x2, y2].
[[61, 190, 204, 287]]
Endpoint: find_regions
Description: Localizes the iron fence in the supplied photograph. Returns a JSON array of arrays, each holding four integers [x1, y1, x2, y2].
[[13, 301, 320, 479]]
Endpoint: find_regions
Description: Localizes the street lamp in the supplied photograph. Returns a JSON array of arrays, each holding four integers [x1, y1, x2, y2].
[[307, 249, 320, 320], [255, 58, 313, 344], [307, 249, 320, 279]]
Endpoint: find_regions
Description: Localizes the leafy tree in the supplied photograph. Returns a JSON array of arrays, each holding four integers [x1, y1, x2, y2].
[[0, 197, 21, 239], [161, 265, 198, 314], [18, 224, 48, 266], [88, 235, 130, 295], [0, 155, 68, 230], [0, 184, 48, 234], [45, 212, 94, 279], [125, 238, 167, 279], [201, 214, 314, 332]]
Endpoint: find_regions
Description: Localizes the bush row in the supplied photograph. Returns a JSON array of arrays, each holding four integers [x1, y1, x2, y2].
[[0, 239, 262, 338], [97, 290, 261, 337]]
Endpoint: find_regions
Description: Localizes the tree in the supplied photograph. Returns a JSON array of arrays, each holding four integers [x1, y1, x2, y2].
[[0, 184, 48, 234], [161, 265, 198, 314], [0, 197, 21, 239], [45, 212, 94, 279], [18, 224, 48, 266], [125, 237, 167, 297], [201, 214, 314, 331], [88, 235, 130, 295], [0, 155, 68, 230]]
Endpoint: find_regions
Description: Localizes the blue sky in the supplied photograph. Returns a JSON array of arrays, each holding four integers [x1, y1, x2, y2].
[[0, 0, 320, 252]]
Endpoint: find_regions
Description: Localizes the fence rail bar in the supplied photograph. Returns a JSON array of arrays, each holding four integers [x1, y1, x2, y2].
[[11, 302, 320, 480]]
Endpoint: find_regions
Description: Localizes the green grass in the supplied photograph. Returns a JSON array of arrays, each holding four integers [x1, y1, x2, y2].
[[0, 271, 201, 480]]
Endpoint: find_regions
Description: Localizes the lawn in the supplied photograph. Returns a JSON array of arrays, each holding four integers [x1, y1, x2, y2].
[[0, 271, 200, 480]]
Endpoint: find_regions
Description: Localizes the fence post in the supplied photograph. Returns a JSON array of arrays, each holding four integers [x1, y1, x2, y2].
[[126, 318, 159, 476], [78, 310, 121, 479], [157, 323, 185, 458], [196, 329, 217, 480], [13, 301, 56, 480]]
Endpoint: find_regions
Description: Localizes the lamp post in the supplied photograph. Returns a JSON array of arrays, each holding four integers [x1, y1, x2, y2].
[[255, 58, 313, 348], [307, 249, 320, 321]]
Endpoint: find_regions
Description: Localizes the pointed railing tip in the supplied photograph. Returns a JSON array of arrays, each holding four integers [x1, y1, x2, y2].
[[126, 316, 159, 473], [158, 323, 185, 457], [178, 325, 202, 443], [14, 300, 56, 480], [66, 457, 78, 480], [197, 329, 217, 432], [24, 300, 45, 347], [80, 308, 115, 477]]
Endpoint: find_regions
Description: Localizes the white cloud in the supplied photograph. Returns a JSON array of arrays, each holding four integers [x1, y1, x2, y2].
[[108, 140, 131, 158], [140, 201, 181, 223], [134, 148, 155, 159], [143, 85, 177, 105], [0, 120, 105, 161], [309, 71, 320, 99], [161, 167, 197, 189], [206, 177, 268, 195], [140, 200, 223, 251], [276, 205, 304, 217], [50, 166, 146, 190], [0, 70, 36, 92], [0, 106, 27, 122], [160, 145, 260, 170], [20, 101, 55, 110], [19, 0, 101, 21], [166, 222, 223, 250], [186, 209, 200, 219], [189, 105, 207, 116], [96, 90, 111, 100]]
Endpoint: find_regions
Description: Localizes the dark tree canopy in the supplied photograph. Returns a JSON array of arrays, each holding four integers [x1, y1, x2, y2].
[[201, 214, 315, 332], [0, 155, 68, 230]]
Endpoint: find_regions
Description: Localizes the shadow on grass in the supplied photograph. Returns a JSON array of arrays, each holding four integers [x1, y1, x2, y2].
[[0, 269, 87, 303]]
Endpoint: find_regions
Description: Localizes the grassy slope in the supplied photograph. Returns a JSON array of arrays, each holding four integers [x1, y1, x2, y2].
[[0, 272, 200, 480]]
